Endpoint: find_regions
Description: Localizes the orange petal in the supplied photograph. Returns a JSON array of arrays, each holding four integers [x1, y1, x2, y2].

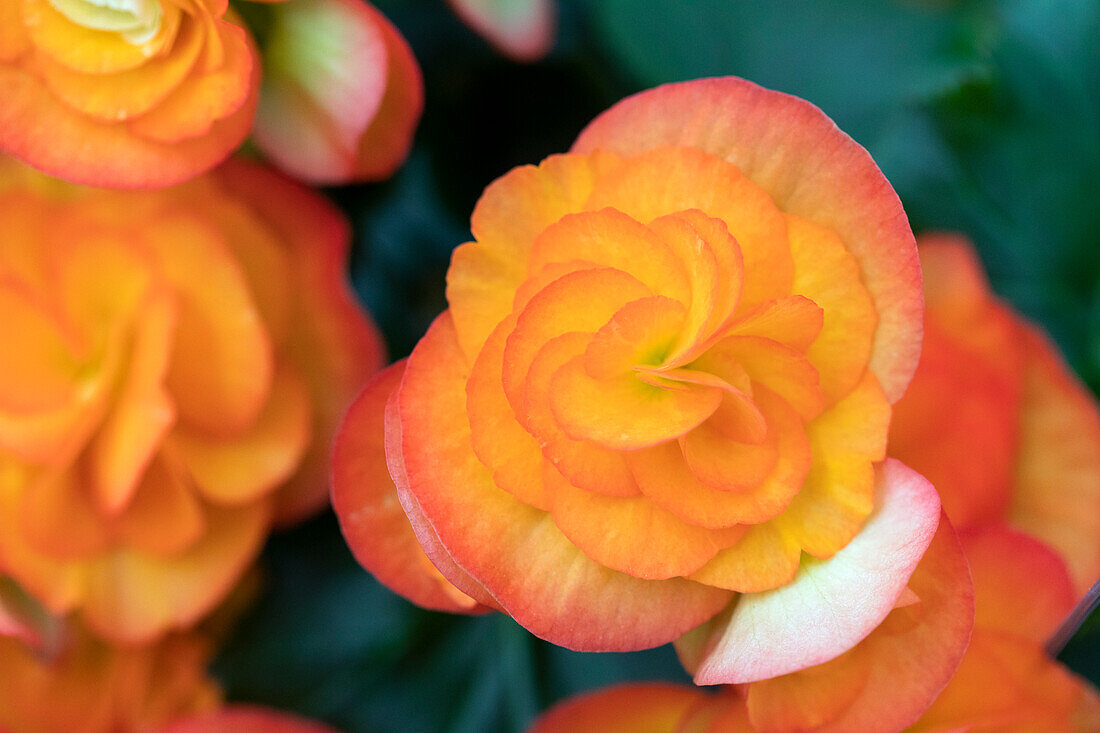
[[679, 388, 807, 495], [143, 212, 273, 436], [689, 459, 941, 685], [332, 360, 484, 614], [787, 214, 877, 405], [724, 295, 823, 354], [108, 455, 205, 556], [583, 296, 686, 379], [21, 0, 178, 74], [87, 291, 176, 515], [396, 312, 732, 651], [572, 77, 921, 403], [127, 20, 253, 143], [172, 368, 311, 506], [466, 316, 549, 510], [501, 267, 651, 411], [708, 335, 824, 421], [528, 208, 691, 306], [81, 501, 270, 643], [448, 151, 620, 360], [525, 332, 640, 497], [18, 466, 111, 559], [446, 0, 554, 61], [631, 398, 809, 531], [652, 210, 742, 361], [545, 463, 743, 580], [0, 0, 29, 62], [684, 521, 801, 593], [0, 280, 83, 413], [583, 145, 792, 310], [35, 12, 203, 121], [550, 355, 722, 450], [529, 683, 705, 733], [776, 370, 889, 557]]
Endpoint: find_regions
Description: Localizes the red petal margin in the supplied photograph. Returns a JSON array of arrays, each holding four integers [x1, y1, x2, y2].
[[571, 77, 921, 404], [333, 361, 486, 614], [682, 459, 942, 685]]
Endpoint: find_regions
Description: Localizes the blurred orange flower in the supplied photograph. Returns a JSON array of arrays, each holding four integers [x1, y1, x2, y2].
[[0, 611, 220, 733], [0, 155, 383, 643], [0, 0, 421, 188], [333, 77, 947, 678], [890, 234, 1100, 594]]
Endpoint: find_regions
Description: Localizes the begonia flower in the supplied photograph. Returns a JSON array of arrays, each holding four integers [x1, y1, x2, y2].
[[527, 525, 1099, 732], [0, 155, 383, 643], [447, 0, 555, 61], [890, 234, 1100, 594], [0, 0, 421, 188], [333, 76, 953, 682], [160, 705, 338, 733], [0, 590, 221, 733]]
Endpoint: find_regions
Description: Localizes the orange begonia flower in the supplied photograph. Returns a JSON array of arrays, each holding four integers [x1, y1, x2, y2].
[[447, 0, 555, 61], [333, 76, 947, 679], [891, 234, 1100, 595], [0, 0, 421, 188], [528, 527, 1098, 733], [0, 611, 220, 733], [159, 706, 338, 733], [0, 155, 383, 643]]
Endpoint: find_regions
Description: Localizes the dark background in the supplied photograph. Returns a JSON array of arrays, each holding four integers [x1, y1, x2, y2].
[[213, 0, 1100, 729]]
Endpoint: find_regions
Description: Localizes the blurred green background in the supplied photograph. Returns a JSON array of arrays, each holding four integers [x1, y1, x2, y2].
[[213, 0, 1100, 729]]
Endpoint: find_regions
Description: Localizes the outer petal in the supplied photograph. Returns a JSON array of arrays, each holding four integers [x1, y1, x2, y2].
[[253, 0, 422, 183], [686, 459, 940, 684], [446, 0, 555, 61], [397, 312, 732, 651], [745, 511, 974, 732], [572, 77, 921, 403], [529, 683, 705, 733], [332, 361, 484, 614]]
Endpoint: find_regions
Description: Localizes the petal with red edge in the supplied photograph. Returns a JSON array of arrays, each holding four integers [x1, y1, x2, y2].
[[690, 459, 940, 684], [333, 360, 484, 614], [746, 511, 974, 733]]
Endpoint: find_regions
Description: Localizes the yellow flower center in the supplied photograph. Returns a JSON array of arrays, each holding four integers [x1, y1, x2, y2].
[[49, 0, 162, 44]]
